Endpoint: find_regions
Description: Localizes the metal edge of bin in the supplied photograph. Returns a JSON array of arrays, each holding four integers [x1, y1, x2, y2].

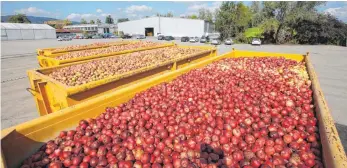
[[29, 46, 217, 96], [44, 40, 138, 57], [37, 42, 174, 68], [305, 54, 347, 168], [55, 43, 175, 65], [27, 46, 216, 116], [40, 40, 133, 56], [65, 48, 216, 95], [36, 41, 133, 66], [36, 42, 176, 72], [5, 50, 345, 167]]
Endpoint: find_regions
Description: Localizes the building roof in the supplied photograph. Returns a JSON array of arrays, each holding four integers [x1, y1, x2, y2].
[[1, 23, 55, 30], [118, 16, 207, 24], [64, 24, 117, 28], [64, 24, 99, 28], [56, 29, 83, 33]]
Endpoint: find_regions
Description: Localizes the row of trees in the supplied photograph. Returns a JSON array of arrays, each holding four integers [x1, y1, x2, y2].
[[210, 1, 347, 45], [81, 15, 114, 24], [80, 15, 130, 24]]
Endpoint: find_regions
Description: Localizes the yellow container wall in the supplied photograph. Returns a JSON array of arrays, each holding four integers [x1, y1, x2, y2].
[[36, 41, 131, 56], [2, 50, 346, 168], [37, 42, 173, 67], [28, 46, 217, 116]]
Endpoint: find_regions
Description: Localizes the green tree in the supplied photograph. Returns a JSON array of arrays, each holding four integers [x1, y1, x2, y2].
[[215, 2, 252, 40], [189, 15, 198, 19], [198, 8, 213, 22], [90, 20, 95, 24], [117, 18, 129, 23], [80, 18, 87, 24], [166, 12, 174, 17], [8, 14, 31, 23], [96, 19, 102, 24], [64, 19, 72, 26], [250, 1, 263, 27], [294, 14, 347, 45], [261, 1, 325, 43], [105, 15, 114, 24]]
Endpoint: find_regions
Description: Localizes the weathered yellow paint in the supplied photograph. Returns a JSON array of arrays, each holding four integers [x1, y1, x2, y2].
[[232, 48, 305, 62], [36, 41, 132, 56], [28, 46, 217, 116], [2, 49, 346, 168], [304, 54, 347, 168], [37, 41, 174, 67]]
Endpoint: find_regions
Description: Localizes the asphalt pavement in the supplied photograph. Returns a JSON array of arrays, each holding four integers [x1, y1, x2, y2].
[[1, 38, 346, 154]]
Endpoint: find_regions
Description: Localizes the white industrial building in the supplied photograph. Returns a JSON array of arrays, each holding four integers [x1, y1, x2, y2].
[[1, 23, 56, 40], [117, 17, 214, 37], [63, 24, 117, 35]]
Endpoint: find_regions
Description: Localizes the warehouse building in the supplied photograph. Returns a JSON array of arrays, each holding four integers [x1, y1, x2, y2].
[[63, 24, 117, 35], [1, 23, 56, 40], [117, 17, 214, 37]]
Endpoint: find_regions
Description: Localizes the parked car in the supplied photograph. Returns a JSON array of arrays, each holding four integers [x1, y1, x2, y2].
[[224, 38, 233, 45], [211, 38, 221, 45], [181, 36, 189, 42], [200, 36, 209, 43], [189, 37, 196, 43], [57, 36, 72, 41], [92, 35, 103, 39], [251, 38, 261, 45], [158, 35, 165, 40], [136, 34, 146, 39], [121, 34, 132, 39], [164, 36, 175, 41], [194, 37, 199, 42], [84, 35, 93, 39]]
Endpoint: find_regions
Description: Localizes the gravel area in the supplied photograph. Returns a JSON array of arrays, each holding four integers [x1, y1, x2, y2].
[[1, 38, 346, 153]]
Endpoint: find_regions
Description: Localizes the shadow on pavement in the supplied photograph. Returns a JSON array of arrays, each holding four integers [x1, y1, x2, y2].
[[335, 123, 347, 155]]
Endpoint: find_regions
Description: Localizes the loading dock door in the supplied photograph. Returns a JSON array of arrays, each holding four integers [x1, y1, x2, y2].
[[145, 27, 154, 36]]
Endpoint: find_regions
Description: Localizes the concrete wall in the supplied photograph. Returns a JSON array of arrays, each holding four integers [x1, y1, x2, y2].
[[118, 17, 159, 36], [159, 17, 204, 37], [118, 17, 214, 37]]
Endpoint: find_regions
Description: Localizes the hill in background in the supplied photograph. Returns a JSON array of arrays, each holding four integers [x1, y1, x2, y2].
[[1, 15, 79, 24]]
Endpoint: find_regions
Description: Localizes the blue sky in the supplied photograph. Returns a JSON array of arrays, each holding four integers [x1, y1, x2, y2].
[[1, 1, 347, 22]]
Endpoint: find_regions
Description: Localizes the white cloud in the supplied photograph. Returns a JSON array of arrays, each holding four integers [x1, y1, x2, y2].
[[127, 13, 137, 18], [96, 9, 103, 13], [188, 3, 208, 11], [15, 7, 51, 16], [101, 13, 110, 17], [188, 2, 221, 12], [183, 2, 221, 17], [125, 5, 152, 13], [324, 5, 347, 22]]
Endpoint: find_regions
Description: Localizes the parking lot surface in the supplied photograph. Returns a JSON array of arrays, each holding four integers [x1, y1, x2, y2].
[[1, 38, 347, 153]]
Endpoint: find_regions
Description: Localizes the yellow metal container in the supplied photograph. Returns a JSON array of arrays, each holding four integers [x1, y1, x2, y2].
[[36, 41, 131, 56], [28, 45, 217, 116], [37, 42, 174, 68], [2, 49, 346, 168]]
